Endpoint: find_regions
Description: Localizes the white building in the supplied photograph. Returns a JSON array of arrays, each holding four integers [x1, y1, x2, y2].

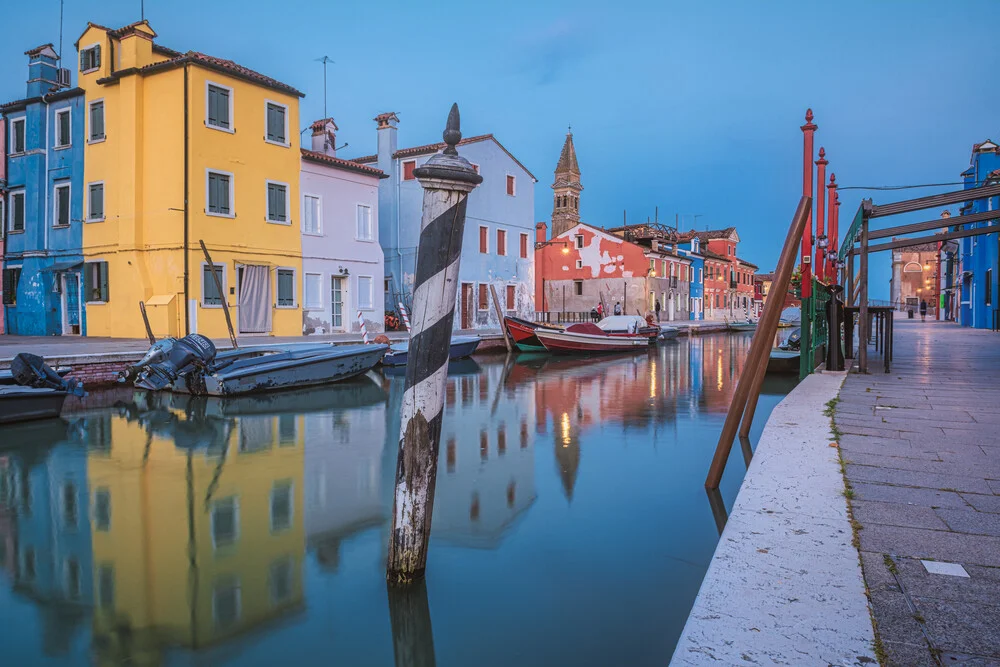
[[300, 119, 387, 334]]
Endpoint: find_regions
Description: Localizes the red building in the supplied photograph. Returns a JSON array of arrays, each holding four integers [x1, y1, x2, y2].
[[681, 227, 757, 320]]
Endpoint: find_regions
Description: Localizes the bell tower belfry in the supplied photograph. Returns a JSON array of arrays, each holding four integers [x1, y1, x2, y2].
[[551, 129, 583, 237]]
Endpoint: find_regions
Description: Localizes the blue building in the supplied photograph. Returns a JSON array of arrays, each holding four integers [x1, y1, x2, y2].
[[353, 113, 537, 330], [957, 140, 1000, 329], [2, 44, 86, 336], [677, 237, 705, 320]]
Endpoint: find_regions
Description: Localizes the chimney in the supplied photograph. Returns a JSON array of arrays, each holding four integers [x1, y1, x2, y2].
[[311, 118, 339, 156], [25, 44, 60, 99], [535, 222, 547, 245], [375, 112, 400, 176]]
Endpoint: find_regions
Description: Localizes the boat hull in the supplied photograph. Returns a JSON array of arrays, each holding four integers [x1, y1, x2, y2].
[[381, 336, 481, 367], [0, 387, 68, 424], [504, 317, 560, 352], [200, 344, 388, 396], [729, 324, 758, 332], [767, 349, 800, 374], [534, 329, 650, 354]]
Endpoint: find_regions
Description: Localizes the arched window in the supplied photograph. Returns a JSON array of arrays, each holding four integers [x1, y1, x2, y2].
[[903, 262, 922, 273]]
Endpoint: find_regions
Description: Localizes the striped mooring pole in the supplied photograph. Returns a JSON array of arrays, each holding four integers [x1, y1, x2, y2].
[[357, 311, 369, 344], [387, 104, 482, 585], [398, 302, 411, 332]]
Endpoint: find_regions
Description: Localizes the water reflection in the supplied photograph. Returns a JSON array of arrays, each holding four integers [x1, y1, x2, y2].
[[0, 334, 794, 666]]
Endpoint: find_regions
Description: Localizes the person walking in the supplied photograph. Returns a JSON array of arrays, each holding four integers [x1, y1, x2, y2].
[[655, 299, 662, 322], [596, 302, 604, 320], [613, 301, 622, 316], [919, 299, 927, 322]]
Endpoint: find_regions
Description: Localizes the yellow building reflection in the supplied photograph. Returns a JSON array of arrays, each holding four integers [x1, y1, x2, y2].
[[86, 393, 305, 665]]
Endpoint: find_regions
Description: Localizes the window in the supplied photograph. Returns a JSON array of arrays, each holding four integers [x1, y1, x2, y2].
[[479, 225, 488, 253], [89, 100, 105, 142], [277, 268, 296, 307], [85, 261, 109, 303], [270, 481, 293, 532], [2, 268, 21, 306], [402, 160, 416, 181], [87, 182, 104, 221], [65, 557, 81, 599], [699, 268, 703, 283], [206, 83, 232, 131], [97, 565, 115, 610], [265, 101, 287, 144], [356, 204, 373, 240], [575, 259, 583, 269], [62, 481, 78, 528], [987, 268, 993, 306], [211, 497, 239, 549], [304, 273, 322, 309], [207, 170, 232, 216], [79, 44, 101, 72], [506, 285, 516, 310], [520, 233, 529, 259], [213, 576, 241, 628], [269, 558, 293, 605], [303, 195, 321, 234], [358, 275, 373, 310], [94, 489, 111, 531], [574, 280, 583, 296], [8, 190, 25, 232], [575, 234, 584, 248], [478, 284, 488, 310], [9, 118, 25, 155], [55, 108, 71, 148], [497, 229, 507, 256], [266, 181, 289, 223], [506, 174, 516, 196], [202, 263, 226, 307], [54, 182, 71, 227], [692, 238, 699, 253]]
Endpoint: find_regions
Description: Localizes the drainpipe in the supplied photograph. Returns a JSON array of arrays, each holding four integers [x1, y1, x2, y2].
[[42, 94, 51, 286], [395, 162, 403, 306], [183, 63, 190, 335]]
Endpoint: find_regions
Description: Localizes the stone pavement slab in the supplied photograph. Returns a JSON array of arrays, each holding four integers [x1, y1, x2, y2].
[[839, 320, 1000, 665]]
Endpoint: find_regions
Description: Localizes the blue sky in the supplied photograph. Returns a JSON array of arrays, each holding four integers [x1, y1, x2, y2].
[[4, 0, 998, 298]]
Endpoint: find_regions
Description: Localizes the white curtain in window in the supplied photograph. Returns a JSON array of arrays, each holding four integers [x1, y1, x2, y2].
[[304, 195, 320, 234], [304, 273, 322, 308], [357, 276, 373, 310]]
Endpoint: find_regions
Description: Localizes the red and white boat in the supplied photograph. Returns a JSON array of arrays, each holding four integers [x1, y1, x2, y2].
[[534, 317, 653, 354]]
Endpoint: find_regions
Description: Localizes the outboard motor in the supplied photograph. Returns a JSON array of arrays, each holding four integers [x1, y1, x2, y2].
[[785, 328, 802, 351], [11, 353, 86, 397], [131, 334, 217, 391]]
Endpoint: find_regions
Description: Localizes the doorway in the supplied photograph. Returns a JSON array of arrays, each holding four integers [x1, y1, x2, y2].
[[61, 272, 82, 335], [331, 276, 345, 330], [237, 264, 272, 335], [461, 283, 473, 329]]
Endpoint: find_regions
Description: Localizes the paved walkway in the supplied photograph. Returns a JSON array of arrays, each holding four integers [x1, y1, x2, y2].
[[837, 320, 1000, 665], [672, 371, 876, 665]]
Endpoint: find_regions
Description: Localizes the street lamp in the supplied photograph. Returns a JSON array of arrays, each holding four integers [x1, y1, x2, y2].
[[817, 235, 829, 250]]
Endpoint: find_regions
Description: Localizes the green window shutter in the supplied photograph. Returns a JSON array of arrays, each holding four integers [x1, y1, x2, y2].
[[266, 183, 275, 219], [13, 194, 24, 231], [89, 184, 103, 219], [221, 175, 230, 214], [208, 87, 218, 126], [277, 270, 294, 306], [99, 262, 109, 302], [94, 46, 100, 69], [266, 105, 276, 141], [208, 86, 229, 129], [58, 186, 70, 226], [208, 174, 218, 213], [79, 49, 86, 72], [203, 265, 222, 305], [85, 264, 95, 301], [276, 185, 286, 221], [91, 102, 104, 140]]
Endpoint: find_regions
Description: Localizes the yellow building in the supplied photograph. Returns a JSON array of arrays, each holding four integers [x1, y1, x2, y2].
[[86, 398, 305, 664], [75, 20, 304, 339]]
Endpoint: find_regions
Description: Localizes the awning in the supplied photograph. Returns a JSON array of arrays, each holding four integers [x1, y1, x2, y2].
[[40, 260, 83, 273]]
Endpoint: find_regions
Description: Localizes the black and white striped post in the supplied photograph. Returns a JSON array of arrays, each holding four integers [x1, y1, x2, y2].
[[387, 104, 482, 586]]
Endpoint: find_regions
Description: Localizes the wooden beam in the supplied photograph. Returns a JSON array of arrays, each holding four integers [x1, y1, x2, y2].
[[868, 208, 999, 240], [865, 222, 1000, 254], [858, 215, 869, 373], [869, 183, 1000, 218]]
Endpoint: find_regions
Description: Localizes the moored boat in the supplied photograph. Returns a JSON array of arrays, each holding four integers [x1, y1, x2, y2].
[[659, 325, 681, 340], [381, 335, 481, 367], [503, 316, 563, 352], [535, 322, 651, 354], [595, 315, 660, 344], [0, 353, 86, 424], [728, 320, 758, 332]]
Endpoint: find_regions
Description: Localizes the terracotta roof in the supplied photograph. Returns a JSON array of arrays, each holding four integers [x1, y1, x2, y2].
[[24, 44, 55, 57], [301, 149, 387, 179], [74, 22, 112, 48], [152, 43, 182, 58], [738, 258, 759, 269], [353, 134, 537, 181], [97, 50, 304, 98], [1, 87, 84, 112], [755, 272, 775, 282], [701, 249, 729, 262], [107, 20, 157, 39], [685, 226, 738, 241]]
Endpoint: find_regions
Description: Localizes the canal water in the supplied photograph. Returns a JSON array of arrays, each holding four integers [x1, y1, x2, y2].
[[0, 333, 795, 666]]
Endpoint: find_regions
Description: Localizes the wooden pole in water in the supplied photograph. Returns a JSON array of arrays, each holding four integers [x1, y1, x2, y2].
[[199, 240, 237, 349], [706, 196, 811, 490], [386, 105, 482, 586], [387, 579, 437, 667], [489, 284, 512, 352]]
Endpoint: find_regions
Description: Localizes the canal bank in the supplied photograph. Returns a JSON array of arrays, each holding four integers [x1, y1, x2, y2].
[[671, 369, 877, 665]]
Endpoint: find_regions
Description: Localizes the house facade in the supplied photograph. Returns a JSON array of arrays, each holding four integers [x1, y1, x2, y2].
[[1, 44, 87, 336], [76, 20, 304, 339], [353, 113, 536, 330], [300, 119, 387, 334], [956, 140, 1000, 329], [605, 223, 693, 321], [0, 117, 4, 334], [676, 238, 705, 319], [890, 241, 940, 317], [681, 227, 756, 320]]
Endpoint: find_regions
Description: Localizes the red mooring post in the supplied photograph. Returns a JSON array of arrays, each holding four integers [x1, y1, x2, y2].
[[826, 173, 837, 281], [800, 110, 816, 298], [814, 147, 828, 283], [831, 189, 841, 281]]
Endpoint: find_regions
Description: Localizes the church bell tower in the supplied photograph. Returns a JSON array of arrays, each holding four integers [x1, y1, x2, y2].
[[551, 129, 583, 237]]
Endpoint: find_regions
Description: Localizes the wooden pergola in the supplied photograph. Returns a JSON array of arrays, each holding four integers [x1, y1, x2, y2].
[[839, 182, 1000, 372]]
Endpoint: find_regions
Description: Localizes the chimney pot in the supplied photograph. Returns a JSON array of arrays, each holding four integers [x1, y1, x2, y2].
[[311, 118, 339, 156]]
